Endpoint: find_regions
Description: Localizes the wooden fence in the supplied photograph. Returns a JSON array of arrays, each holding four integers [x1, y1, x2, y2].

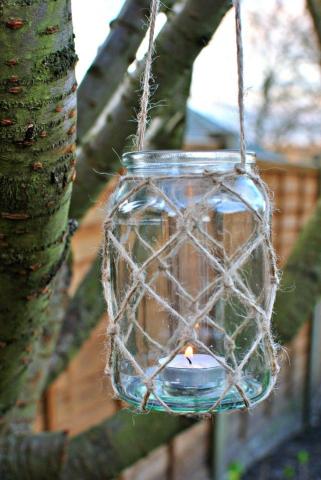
[[38, 158, 320, 479]]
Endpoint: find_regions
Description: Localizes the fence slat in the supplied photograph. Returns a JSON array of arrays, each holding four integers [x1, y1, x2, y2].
[[307, 300, 321, 426]]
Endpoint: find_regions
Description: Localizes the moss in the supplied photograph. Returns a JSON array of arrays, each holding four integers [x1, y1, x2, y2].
[[0, 90, 68, 110], [0, 152, 74, 209], [36, 41, 78, 82], [0, 0, 76, 416], [63, 411, 194, 479]]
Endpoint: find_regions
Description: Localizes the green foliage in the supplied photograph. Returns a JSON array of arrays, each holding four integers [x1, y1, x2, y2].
[[227, 462, 244, 480], [297, 449, 310, 465], [283, 465, 295, 478]]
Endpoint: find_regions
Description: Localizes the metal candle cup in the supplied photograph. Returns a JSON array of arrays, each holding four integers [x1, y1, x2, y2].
[[159, 353, 225, 392]]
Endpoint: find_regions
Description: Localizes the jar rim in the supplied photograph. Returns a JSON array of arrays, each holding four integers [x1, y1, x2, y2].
[[122, 150, 256, 168]]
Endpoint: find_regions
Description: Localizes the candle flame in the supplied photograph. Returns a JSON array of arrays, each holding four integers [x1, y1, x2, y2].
[[184, 346, 194, 360]]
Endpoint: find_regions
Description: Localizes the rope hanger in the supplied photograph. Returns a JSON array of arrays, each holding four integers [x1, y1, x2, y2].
[[135, 0, 247, 165]]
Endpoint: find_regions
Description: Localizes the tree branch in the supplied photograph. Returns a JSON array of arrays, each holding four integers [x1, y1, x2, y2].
[[273, 197, 321, 344], [70, 0, 231, 220], [46, 256, 104, 385], [307, 0, 321, 50], [61, 410, 194, 479], [78, 0, 176, 139], [1, 410, 194, 479], [48, 68, 193, 385], [145, 71, 193, 149], [77, 0, 150, 139], [0, 431, 67, 480]]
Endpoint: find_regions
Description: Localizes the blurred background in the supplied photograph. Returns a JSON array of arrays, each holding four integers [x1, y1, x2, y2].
[[36, 1, 321, 478], [73, 0, 321, 159]]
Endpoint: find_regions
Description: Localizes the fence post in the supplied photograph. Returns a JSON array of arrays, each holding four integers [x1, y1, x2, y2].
[[306, 300, 321, 426], [211, 414, 229, 480]]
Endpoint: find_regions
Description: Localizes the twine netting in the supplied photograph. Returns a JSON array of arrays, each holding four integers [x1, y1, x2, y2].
[[102, 166, 280, 414], [102, 0, 280, 414]]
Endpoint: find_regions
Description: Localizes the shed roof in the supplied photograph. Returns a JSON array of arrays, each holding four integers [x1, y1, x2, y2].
[[185, 106, 287, 164]]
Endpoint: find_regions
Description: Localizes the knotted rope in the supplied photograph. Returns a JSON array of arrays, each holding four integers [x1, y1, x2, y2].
[[103, 0, 280, 415], [233, 0, 246, 164], [135, 0, 160, 151], [103, 168, 280, 414]]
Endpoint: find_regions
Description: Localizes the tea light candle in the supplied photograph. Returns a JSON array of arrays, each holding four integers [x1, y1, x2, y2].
[[160, 347, 225, 392]]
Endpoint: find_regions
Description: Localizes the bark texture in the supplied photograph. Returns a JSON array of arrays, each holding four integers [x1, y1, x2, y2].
[[0, 0, 77, 419], [9, 263, 72, 431], [61, 411, 194, 480], [0, 431, 67, 480]]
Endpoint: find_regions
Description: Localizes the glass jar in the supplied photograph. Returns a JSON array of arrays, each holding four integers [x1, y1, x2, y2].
[[105, 150, 275, 414]]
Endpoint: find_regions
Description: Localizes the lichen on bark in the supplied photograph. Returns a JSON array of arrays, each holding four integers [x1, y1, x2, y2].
[[0, 0, 77, 422]]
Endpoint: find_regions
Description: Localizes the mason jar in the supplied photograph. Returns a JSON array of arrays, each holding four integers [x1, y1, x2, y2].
[[104, 150, 276, 414]]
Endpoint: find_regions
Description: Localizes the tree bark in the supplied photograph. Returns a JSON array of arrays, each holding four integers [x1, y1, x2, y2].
[[9, 263, 72, 431], [0, 431, 67, 480], [61, 411, 194, 480], [0, 0, 77, 420]]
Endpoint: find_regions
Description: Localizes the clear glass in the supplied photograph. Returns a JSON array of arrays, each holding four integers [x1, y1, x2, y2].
[[107, 150, 273, 414]]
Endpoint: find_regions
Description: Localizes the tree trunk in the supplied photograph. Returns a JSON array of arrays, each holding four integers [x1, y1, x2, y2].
[[0, 0, 77, 422], [307, 0, 321, 49]]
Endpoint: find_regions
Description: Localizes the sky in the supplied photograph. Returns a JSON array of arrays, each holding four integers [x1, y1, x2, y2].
[[71, 0, 311, 143]]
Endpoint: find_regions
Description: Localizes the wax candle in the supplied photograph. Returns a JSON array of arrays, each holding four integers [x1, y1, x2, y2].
[[159, 347, 225, 392]]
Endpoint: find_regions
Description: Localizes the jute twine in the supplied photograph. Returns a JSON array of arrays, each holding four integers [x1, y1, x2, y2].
[[102, 0, 280, 414]]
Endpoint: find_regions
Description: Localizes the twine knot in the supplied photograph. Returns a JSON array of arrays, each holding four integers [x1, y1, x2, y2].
[[177, 215, 194, 232], [107, 324, 119, 336], [228, 370, 241, 385], [223, 275, 234, 289], [235, 165, 246, 175], [143, 378, 154, 391], [104, 217, 113, 230]]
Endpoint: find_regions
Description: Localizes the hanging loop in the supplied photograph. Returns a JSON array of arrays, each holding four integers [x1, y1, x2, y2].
[[233, 0, 246, 165], [136, 0, 247, 161], [136, 0, 160, 151]]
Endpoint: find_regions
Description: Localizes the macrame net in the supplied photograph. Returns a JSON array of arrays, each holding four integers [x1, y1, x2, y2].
[[102, 166, 280, 415], [102, 0, 280, 415]]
